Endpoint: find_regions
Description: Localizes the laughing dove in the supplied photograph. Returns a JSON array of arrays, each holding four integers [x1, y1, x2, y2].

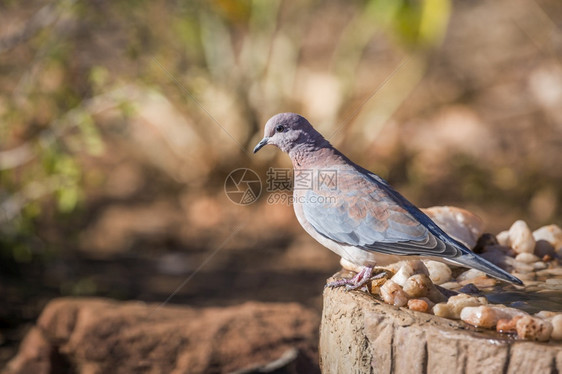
[[254, 113, 522, 288]]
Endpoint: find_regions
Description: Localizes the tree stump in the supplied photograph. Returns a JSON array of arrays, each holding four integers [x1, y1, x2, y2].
[[320, 284, 562, 374]]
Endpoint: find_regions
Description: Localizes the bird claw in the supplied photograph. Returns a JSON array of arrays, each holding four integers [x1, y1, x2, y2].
[[325, 266, 376, 290]]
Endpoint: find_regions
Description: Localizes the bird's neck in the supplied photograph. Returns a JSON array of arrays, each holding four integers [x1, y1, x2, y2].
[[290, 140, 346, 169]]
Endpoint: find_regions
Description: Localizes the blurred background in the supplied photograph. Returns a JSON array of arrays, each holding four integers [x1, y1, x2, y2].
[[1, 0, 561, 367]]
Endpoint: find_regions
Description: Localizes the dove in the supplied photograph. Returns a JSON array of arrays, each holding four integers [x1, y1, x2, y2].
[[253, 113, 522, 289]]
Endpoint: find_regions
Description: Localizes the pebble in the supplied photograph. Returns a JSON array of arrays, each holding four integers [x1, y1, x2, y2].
[[511, 260, 534, 274], [422, 206, 483, 249], [533, 224, 562, 249], [511, 272, 536, 282], [427, 284, 447, 304], [408, 299, 430, 313], [380, 280, 409, 307], [509, 220, 536, 254], [496, 316, 522, 333], [456, 269, 486, 282], [449, 294, 488, 319], [536, 267, 562, 277], [439, 281, 460, 290], [461, 306, 528, 329], [551, 315, 562, 340], [515, 252, 539, 263], [545, 279, 562, 291], [534, 240, 555, 258], [366, 272, 391, 295], [461, 276, 497, 289], [403, 274, 433, 298], [433, 294, 487, 320], [496, 230, 511, 247], [458, 283, 481, 295], [479, 246, 514, 271], [423, 260, 452, 285], [516, 316, 552, 341], [389, 261, 429, 287], [532, 261, 547, 270], [534, 311, 557, 319], [473, 233, 498, 253]]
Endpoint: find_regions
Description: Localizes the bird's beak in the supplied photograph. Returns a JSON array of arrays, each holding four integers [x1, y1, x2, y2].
[[253, 137, 269, 154]]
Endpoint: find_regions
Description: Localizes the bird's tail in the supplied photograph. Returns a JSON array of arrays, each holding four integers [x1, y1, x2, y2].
[[453, 253, 523, 285]]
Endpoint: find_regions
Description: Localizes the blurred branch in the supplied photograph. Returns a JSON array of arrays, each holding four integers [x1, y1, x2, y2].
[[0, 0, 72, 54], [0, 85, 139, 171]]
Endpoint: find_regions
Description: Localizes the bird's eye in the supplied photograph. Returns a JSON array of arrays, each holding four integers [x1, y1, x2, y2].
[[275, 125, 285, 133]]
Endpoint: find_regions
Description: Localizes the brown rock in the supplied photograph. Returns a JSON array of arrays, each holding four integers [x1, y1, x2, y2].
[[5, 298, 320, 374], [407, 299, 429, 313], [422, 206, 484, 249], [320, 285, 562, 374]]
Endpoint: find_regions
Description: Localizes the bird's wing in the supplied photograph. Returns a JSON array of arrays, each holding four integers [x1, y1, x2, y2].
[[302, 169, 462, 258]]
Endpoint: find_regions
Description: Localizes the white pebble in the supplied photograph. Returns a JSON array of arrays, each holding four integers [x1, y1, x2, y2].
[[551, 315, 562, 340], [422, 206, 483, 248], [423, 260, 452, 285], [512, 260, 534, 274], [496, 230, 511, 247], [515, 252, 539, 263], [532, 261, 547, 270], [433, 303, 452, 318], [509, 220, 536, 254], [533, 224, 562, 249], [456, 268, 486, 282], [380, 280, 409, 307], [511, 272, 536, 282], [446, 294, 488, 320], [537, 268, 562, 277], [461, 306, 528, 328], [535, 311, 558, 319], [403, 274, 433, 298], [389, 260, 429, 287], [439, 281, 460, 290], [516, 316, 552, 341]]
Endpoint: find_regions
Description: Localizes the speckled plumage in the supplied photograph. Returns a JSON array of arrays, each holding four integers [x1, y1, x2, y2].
[[254, 113, 522, 285]]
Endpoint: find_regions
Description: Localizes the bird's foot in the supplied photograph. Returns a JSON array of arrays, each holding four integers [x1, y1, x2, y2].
[[326, 266, 381, 290]]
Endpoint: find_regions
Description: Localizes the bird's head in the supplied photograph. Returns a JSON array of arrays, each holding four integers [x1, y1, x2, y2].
[[253, 113, 324, 154]]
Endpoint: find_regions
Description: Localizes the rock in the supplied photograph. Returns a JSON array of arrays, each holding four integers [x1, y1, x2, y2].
[[3, 328, 53, 374], [423, 260, 452, 285], [456, 268, 486, 282], [388, 260, 429, 287], [479, 246, 514, 271], [320, 285, 562, 374], [509, 220, 536, 254], [380, 280, 409, 307], [533, 225, 562, 249], [516, 316, 553, 342], [496, 316, 522, 333], [551, 315, 562, 340], [408, 299, 430, 313], [4, 298, 320, 374], [433, 294, 487, 320], [460, 305, 528, 329], [422, 206, 484, 249], [535, 239, 556, 258], [403, 274, 433, 298], [512, 260, 535, 274], [515, 252, 539, 263], [472, 233, 498, 253], [496, 230, 511, 247]]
